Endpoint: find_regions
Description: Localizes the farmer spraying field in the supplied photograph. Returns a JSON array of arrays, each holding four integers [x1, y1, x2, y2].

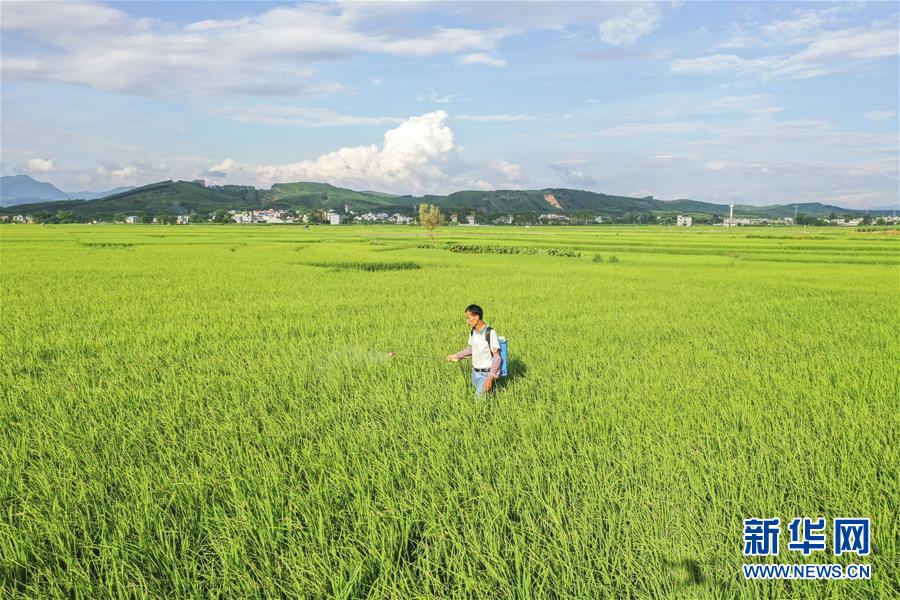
[[446, 304, 506, 396]]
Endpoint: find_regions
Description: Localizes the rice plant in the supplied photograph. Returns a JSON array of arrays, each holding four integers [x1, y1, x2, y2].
[[1, 224, 897, 598]]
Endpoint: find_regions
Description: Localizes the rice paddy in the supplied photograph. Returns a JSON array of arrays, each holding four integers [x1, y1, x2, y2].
[[1, 224, 897, 598]]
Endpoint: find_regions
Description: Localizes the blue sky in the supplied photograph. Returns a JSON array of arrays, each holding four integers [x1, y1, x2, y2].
[[1, 1, 897, 207]]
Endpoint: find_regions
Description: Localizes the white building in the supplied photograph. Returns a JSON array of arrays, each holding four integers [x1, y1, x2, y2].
[[676, 215, 693, 227], [356, 212, 391, 222], [230, 211, 254, 224], [327, 211, 341, 225], [125, 215, 140, 224], [467, 214, 477, 225], [13, 215, 28, 223], [227, 209, 295, 224], [255, 209, 292, 224], [540, 213, 570, 222], [176, 215, 190, 224], [830, 218, 863, 226], [393, 213, 413, 224]]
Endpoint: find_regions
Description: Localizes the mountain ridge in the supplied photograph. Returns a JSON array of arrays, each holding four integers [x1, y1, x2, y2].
[[0, 178, 893, 220]]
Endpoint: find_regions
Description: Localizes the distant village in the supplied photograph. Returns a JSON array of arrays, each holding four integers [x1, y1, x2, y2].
[[2, 201, 897, 227]]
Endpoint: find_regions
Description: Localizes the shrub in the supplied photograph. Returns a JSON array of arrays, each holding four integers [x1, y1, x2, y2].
[[307, 261, 421, 272], [445, 243, 580, 257]]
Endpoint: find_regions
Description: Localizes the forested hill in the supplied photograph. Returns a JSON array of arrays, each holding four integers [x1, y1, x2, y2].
[[0, 179, 881, 220]]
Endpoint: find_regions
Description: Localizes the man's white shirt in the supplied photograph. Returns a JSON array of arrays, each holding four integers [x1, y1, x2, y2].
[[469, 326, 500, 369]]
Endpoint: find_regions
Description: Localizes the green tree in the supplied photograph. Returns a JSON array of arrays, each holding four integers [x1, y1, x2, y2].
[[32, 211, 52, 224], [113, 212, 126, 223], [418, 203, 443, 243], [212, 210, 233, 223], [795, 213, 824, 226]]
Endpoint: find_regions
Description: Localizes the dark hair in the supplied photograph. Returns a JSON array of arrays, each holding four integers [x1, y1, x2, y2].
[[465, 304, 483, 318]]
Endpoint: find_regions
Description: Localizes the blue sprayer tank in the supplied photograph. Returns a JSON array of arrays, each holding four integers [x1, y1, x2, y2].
[[499, 336, 508, 377]]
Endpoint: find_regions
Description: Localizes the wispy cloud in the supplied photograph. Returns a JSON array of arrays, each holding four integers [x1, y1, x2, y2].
[[416, 91, 461, 104], [694, 95, 784, 117], [458, 53, 507, 68], [674, 19, 898, 81], [759, 7, 843, 43], [455, 114, 537, 122], [598, 4, 662, 46], [596, 121, 709, 137], [213, 106, 404, 127], [864, 109, 896, 121]]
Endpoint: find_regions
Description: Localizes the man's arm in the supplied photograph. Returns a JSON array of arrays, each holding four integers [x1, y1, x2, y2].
[[446, 346, 472, 362], [487, 350, 501, 378]]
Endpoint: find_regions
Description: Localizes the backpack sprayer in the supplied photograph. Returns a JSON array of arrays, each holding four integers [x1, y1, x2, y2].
[[485, 328, 508, 377]]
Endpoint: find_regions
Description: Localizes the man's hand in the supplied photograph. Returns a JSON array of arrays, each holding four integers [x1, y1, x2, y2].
[[446, 354, 459, 362], [483, 377, 494, 392]]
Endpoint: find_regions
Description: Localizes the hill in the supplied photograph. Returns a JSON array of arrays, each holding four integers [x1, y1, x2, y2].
[[0, 175, 134, 206], [0, 181, 258, 220], [1, 179, 891, 221], [261, 182, 401, 211], [1, 175, 70, 205]]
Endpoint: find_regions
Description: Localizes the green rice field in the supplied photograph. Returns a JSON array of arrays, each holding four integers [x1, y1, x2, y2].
[[1, 224, 898, 598]]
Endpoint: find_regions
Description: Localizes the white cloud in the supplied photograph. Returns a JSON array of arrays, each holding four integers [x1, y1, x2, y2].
[[458, 53, 507, 67], [599, 4, 662, 46], [92, 160, 168, 186], [551, 162, 600, 187], [864, 109, 896, 121], [253, 111, 456, 194], [0, 2, 508, 99], [200, 111, 532, 193], [488, 159, 523, 181], [26, 158, 57, 173], [200, 158, 249, 180]]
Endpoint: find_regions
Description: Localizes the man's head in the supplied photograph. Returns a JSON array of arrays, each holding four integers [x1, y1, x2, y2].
[[465, 304, 483, 327]]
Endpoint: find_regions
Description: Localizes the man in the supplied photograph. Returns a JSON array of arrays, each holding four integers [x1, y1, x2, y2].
[[446, 304, 501, 396]]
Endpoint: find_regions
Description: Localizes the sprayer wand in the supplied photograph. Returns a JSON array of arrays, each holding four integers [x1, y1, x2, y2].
[[386, 352, 445, 361]]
